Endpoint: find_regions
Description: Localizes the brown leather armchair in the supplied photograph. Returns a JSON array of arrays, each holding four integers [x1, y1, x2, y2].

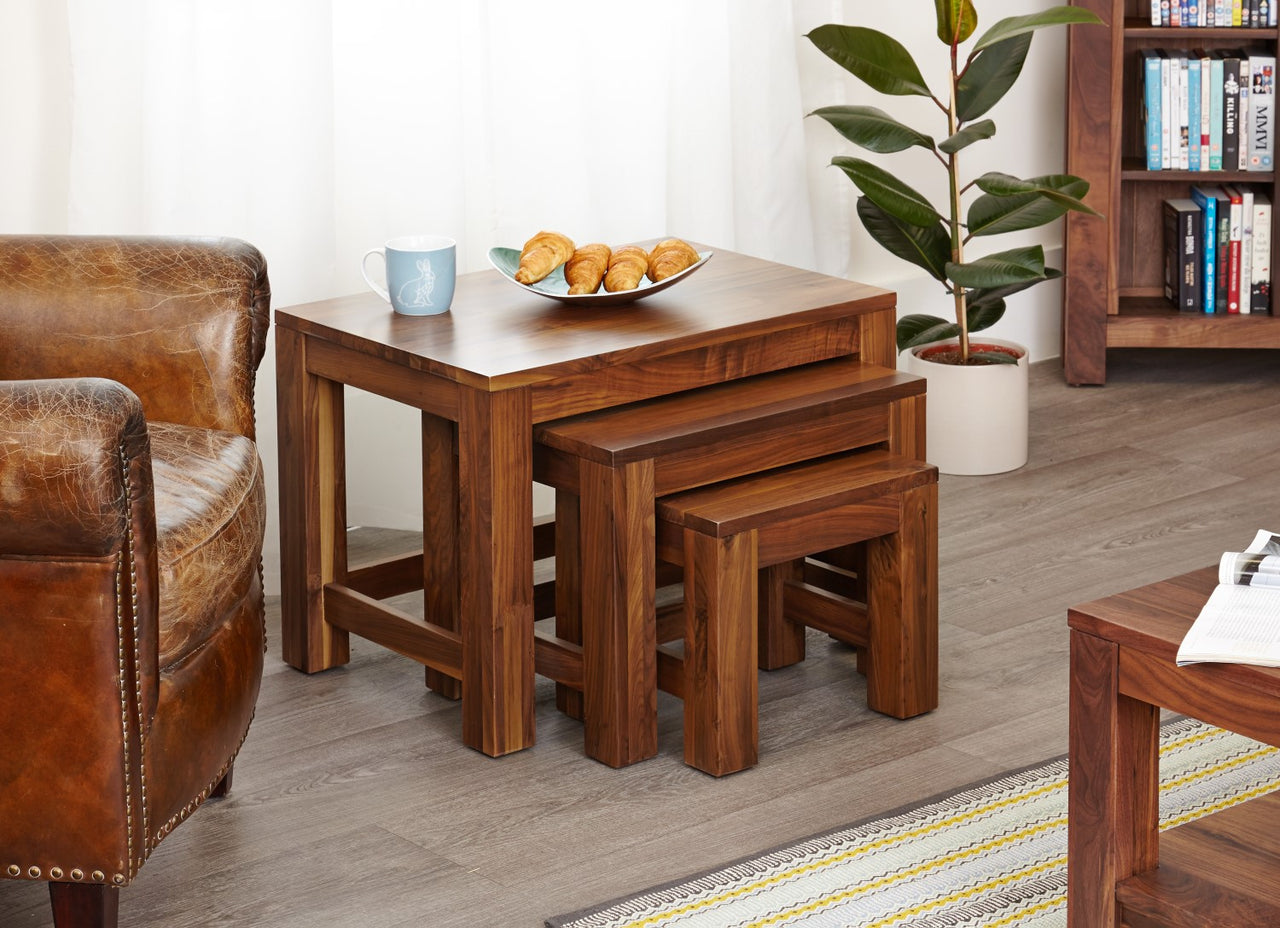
[[0, 236, 271, 928]]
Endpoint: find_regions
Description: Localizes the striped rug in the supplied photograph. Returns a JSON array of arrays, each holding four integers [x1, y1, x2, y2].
[[547, 717, 1280, 928]]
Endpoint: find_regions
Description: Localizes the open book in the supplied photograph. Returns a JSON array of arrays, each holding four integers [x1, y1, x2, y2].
[[1176, 530, 1280, 667]]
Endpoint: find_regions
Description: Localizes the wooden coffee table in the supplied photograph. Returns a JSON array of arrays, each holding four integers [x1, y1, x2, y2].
[[274, 245, 900, 757], [1068, 567, 1280, 926]]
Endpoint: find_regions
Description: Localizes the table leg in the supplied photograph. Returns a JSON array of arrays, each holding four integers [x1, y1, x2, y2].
[[277, 326, 350, 672], [554, 489, 584, 720], [422, 411, 461, 699], [861, 306, 898, 369], [457, 388, 535, 756], [865, 482, 938, 718], [888, 394, 926, 462], [684, 528, 758, 776], [1067, 629, 1160, 928], [579, 457, 658, 767]]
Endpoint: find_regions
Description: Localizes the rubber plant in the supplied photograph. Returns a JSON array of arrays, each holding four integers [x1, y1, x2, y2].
[[807, 1, 1102, 363]]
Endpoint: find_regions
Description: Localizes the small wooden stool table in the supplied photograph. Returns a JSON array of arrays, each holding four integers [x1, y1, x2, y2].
[[274, 244, 899, 757], [1068, 566, 1280, 927]]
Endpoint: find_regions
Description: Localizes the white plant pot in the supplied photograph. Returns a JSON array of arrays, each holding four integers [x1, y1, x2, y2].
[[900, 336, 1029, 476]]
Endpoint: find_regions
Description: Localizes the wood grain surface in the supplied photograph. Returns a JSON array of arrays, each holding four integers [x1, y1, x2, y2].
[[6, 350, 1280, 927]]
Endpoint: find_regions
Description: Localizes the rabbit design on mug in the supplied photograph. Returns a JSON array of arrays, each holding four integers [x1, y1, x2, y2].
[[398, 258, 437, 309]]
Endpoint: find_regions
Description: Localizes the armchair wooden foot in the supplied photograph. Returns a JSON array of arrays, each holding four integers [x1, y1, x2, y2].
[[49, 883, 119, 928], [211, 764, 235, 799]]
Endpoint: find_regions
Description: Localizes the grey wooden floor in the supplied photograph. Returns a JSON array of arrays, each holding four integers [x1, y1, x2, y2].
[[5, 349, 1279, 927]]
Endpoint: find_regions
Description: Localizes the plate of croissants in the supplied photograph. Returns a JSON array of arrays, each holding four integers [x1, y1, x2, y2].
[[488, 232, 712, 306]]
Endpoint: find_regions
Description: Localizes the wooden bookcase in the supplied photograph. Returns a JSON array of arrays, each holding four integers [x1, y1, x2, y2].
[[1063, 0, 1280, 384]]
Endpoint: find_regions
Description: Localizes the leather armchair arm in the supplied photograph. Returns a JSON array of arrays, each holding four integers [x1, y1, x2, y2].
[[0, 377, 162, 876], [0, 377, 157, 558]]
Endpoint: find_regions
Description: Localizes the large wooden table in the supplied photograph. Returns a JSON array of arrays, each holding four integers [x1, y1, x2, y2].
[[1068, 567, 1280, 926], [275, 246, 898, 757]]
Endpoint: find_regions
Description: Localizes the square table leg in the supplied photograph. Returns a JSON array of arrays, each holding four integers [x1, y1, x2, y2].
[[456, 387, 536, 756], [277, 326, 350, 672], [865, 481, 938, 719], [422, 411, 461, 700], [1067, 628, 1161, 928], [578, 456, 659, 768]]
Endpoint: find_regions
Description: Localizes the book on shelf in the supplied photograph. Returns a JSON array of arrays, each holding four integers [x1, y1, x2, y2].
[[1189, 56, 1203, 170], [1250, 53, 1275, 172], [1252, 192, 1272, 312], [1224, 52, 1243, 170], [1241, 186, 1255, 312], [1144, 50, 1164, 170], [1190, 185, 1223, 311], [1210, 52, 1225, 170], [1240, 55, 1252, 170], [1164, 198, 1202, 311], [1216, 187, 1231, 307], [1177, 530, 1280, 667], [1140, 50, 1274, 173], [1224, 184, 1245, 312], [1145, 2, 1275, 24], [1200, 49, 1212, 163], [1177, 52, 1190, 169]]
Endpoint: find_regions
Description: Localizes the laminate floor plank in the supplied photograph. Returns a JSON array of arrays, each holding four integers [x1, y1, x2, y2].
[[4, 350, 1279, 927]]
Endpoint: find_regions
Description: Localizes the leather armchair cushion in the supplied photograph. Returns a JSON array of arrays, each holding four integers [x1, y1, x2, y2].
[[150, 422, 265, 666]]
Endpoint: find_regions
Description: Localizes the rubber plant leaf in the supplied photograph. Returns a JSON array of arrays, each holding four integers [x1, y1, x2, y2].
[[935, 0, 978, 44], [938, 119, 996, 154], [968, 176, 1099, 236], [966, 297, 1007, 333], [856, 197, 951, 283], [968, 266, 1063, 310], [897, 313, 962, 349], [835, 157, 942, 227], [806, 24, 933, 97], [810, 105, 935, 153], [956, 33, 1032, 121], [970, 7, 1104, 52], [945, 245, 1046, 288], [975, 172, 1095, 207]]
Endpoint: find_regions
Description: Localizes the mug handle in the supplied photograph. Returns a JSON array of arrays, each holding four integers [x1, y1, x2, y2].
[[361, 247, 389, 301]]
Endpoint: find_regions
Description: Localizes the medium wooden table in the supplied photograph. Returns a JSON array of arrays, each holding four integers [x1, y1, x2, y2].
[[275, 246, 898, 757], [1068, 567, 1280, 926]]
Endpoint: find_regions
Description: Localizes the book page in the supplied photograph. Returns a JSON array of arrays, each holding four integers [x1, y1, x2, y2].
[[1177, 582, 1280, 666]]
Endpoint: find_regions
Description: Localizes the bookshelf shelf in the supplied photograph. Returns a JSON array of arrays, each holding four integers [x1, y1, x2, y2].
[[1119, 158, 1271, 180], [1122, 17, 1280, 36], [1064, 0, 1280, 383], [1111, 296, 1280, 345]]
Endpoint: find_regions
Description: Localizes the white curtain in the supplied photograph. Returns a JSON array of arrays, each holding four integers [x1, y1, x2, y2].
[[0, 0, 827, 589], [3, 0, 823, 300]]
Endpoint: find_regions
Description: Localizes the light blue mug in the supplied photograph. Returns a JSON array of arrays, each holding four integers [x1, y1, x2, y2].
[[362, 235, 456, 315]]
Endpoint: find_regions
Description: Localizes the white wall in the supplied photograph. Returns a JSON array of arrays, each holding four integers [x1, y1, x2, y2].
[[343, 0, 1078, 550], [1, 0, 1077, 593]]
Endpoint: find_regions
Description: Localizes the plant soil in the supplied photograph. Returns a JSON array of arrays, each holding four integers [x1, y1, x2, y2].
[[917, 343, 1024, 366]]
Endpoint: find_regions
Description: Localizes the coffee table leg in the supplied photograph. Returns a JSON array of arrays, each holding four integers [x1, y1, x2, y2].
[[457, 388, 535, 756], [277, 326, 350, 672], [1068, 628, 1160, 928], [422, 411, 461, 699], [579, 457, 658, 767]]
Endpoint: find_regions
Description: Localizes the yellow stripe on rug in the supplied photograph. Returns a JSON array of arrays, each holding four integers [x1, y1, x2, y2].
[[548, 717, 1280, 928]]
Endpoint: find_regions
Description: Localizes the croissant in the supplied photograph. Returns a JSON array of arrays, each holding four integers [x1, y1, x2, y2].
[[565, 243, 612, 295], [604, 245, 650, 292], [647, 238, 700, 282], [514, 230, 575, 285]]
